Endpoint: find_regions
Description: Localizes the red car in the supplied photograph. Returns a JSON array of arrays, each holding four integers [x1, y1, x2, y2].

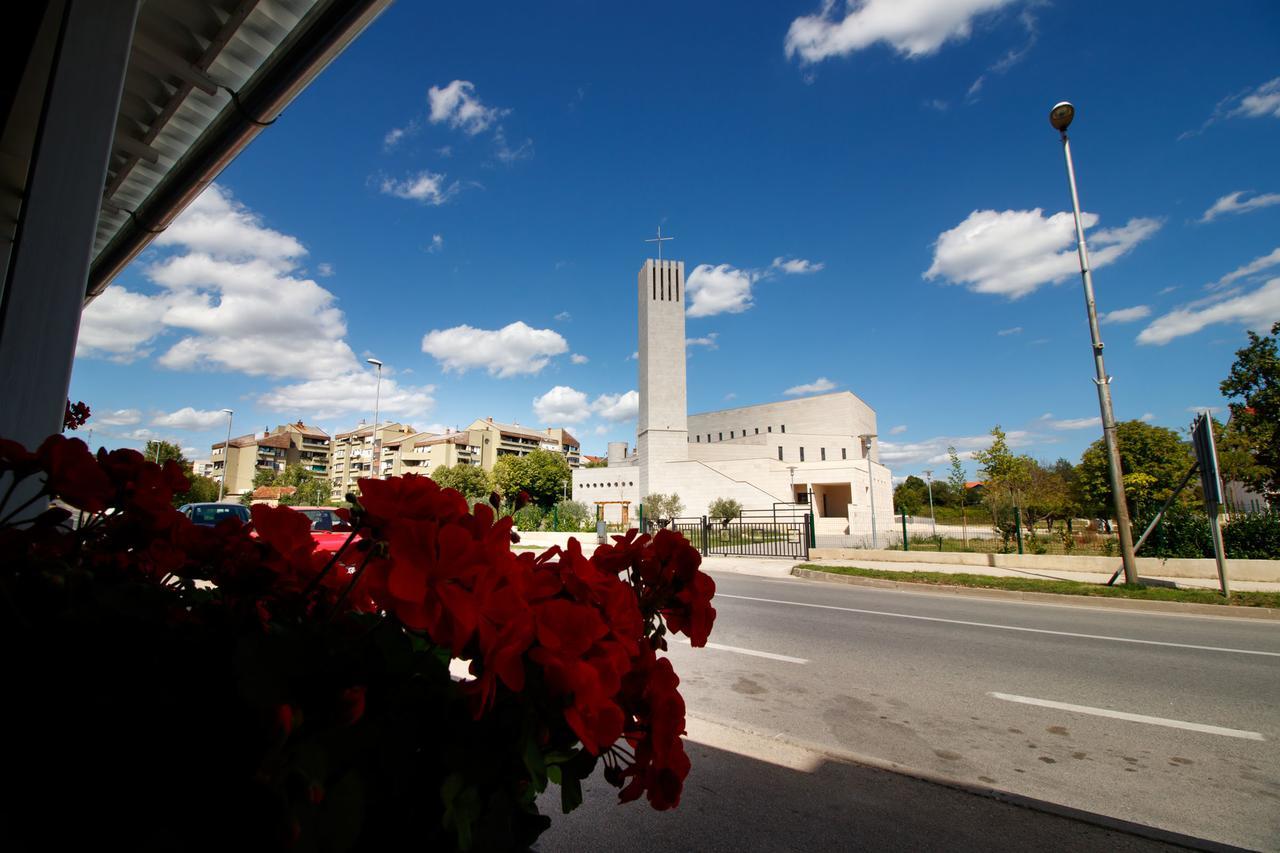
[[292, 506, 361, 563]]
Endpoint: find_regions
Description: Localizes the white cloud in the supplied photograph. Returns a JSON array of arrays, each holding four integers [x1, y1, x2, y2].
[[1159, 285, 1180, 295], [152, 407, 236, 431], [785, 0, 1022, 63], [379, 171, 460, 205], [594, 425, 609, 436], [427, 80, 507, 135], [1233, 77, 1280, 119], [784, 377, 837, 396], [771, 257, 825, 275], [1140, 413, 1156, 422], [258, 370, 435, 420], [316, 262, 335, 277], [1048, 416, 1100, 430], [627, 351, 638, 360], [154, 184, 304, 267], [966, 8, 1037, 99], [494, 126, 533, 163], [889, 424, 908, 435], [421, 321, 568, 377], [686, 264, 760, 317], [1200, 190, 1280, 223], [1215, 247, 1280, 289], [555, 311, 572, 321], [879, 429, 1034, 467], [724, 392, 737, 401], [93, 408, 142, 427], [1101, 305, 1151, 324], [427, 234, 444, 253], [686, 333, 719, 349], [924, 208, 1161, 299], [77, 184, 399, 385], [570, 353, 589, 364], [77, 286, 167, 362], [383, 126, 409, 149], [592, 390, 639, 422], [533, 386, 592, 424], [997, 326, 1022, 336], [1138, 278, 1280, 345]]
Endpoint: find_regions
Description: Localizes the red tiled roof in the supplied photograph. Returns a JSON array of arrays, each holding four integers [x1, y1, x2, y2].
[[258, 433, 292, 449], [251, 485, 297, 500]]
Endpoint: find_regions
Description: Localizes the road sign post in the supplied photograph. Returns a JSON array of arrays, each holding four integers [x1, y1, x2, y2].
[[1191, 412, 1230, 597]]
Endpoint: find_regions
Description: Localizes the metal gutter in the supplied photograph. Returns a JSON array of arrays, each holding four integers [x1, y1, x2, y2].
[[86, 0, 393, 300]]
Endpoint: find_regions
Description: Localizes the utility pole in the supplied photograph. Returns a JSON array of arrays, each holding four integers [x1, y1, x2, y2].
[[923, 469, 936, 538], [1050, 101, 1139, 584]]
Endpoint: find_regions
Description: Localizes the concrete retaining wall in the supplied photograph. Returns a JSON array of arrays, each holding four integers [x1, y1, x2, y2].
[[807, 547, 1280, 583]]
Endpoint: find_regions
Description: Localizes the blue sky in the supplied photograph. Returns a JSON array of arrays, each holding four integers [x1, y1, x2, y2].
[[72, 0, 1280, 480]]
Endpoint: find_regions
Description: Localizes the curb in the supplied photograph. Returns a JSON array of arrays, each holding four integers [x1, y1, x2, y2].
[[791, 567, 1280, 621], [686, 711, 1251, 853]]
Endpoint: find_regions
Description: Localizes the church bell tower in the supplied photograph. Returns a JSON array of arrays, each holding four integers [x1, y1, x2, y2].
[[637, 258, 688, 499]]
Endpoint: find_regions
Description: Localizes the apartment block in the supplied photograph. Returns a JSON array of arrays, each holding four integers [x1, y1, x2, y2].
[[466, 418, 581, 468], [329, 422, 418, 499], [209, 420, 332, 497]]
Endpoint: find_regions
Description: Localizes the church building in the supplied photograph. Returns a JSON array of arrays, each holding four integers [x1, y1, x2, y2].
[[572, 259, 894, 539]]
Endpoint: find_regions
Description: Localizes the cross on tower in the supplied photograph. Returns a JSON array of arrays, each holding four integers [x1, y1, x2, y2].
[[645, 225, 673, 260]]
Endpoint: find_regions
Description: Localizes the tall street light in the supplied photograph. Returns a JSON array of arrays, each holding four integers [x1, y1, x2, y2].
[[1050, 101, 1139, 584], [367, 358, 383, 479], [217, 408, 234, 501], [923, 469, 937, 538], [859, 434, 878, 549]]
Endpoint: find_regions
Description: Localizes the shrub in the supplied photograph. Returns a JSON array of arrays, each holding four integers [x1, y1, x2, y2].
[[1223, 512, 1280, 559], [1135, 504, 1212, 559], [554, 499, 592, 531], [512, 503, 545, 531]]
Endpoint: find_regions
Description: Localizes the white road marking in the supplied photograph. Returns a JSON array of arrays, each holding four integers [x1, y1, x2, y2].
[[716, 593, 1280, 658], [989, 692, 1266, 741], [671, 637, 808, 664]]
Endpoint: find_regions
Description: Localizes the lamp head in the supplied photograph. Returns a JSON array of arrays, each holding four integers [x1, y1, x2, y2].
[[221, 408, 234, 415], [366, 357, 383, 368], [1049, 101, 1075, 132]]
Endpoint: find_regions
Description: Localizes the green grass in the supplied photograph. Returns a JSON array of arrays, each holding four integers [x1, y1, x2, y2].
[[795, 564, 1280, 608]]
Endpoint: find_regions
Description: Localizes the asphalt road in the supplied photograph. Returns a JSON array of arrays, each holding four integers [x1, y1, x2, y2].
[[649, 572, 1280, 851]]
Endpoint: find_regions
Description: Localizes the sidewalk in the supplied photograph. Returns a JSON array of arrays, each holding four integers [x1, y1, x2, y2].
[[696, 554, 1280, 593], [537, 715, 1209, 852], [809, 556, 1280, 593]]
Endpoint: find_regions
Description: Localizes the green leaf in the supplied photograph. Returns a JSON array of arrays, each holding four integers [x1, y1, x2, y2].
[[559, 771, 583, 814]]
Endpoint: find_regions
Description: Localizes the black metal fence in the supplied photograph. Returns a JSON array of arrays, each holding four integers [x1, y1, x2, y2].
[[666, 505, 812, 560]]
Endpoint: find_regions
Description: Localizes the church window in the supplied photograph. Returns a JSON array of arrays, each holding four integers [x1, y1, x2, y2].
[[777, 446, 783, 460], [767, 426, 772, 433], [800, 447, 805, 462], [718, 432, 723, 440], [821, 448, 826, 461], [730, 431, 734, 439], [755, 428, 759, 434], [696, 435, 700, 442], [781, 424, 786, 433], [842, 448, 847, 460], [707, 434, 711, 443]]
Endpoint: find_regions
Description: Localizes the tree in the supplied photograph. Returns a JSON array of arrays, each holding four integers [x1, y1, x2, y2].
[[1219, 321, 1279, 500], [1021, 460, 1073, 531], [144, 440, 187, 468], [946, 446, 968, 503], [584, 459, 609, 469], [284, 478, 332, 507], [492, 450, 571, 508], [1076, 420, 1193, 519], [173, 475, 219, 507], [707, 497, 742, 522], [431, 464, 494, 504], [641, 492, 683, 522], [971, 426, 1032, 511], [892, 476, 927, 515]]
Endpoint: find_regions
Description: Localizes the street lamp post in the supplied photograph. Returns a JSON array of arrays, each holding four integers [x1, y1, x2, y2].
[[1050, 101, 1139, 585], [859, 434, 878, 549], [367, 358, 383, 480], [217, 408, 234, 501], [923, 469, 937, 538]]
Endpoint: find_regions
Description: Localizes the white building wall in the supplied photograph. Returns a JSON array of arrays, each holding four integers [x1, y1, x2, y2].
[[636, 259, 689, 498], [686, 392, 880, 462]]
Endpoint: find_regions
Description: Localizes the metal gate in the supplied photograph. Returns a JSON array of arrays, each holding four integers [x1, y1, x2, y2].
[[668, 505, 811, 560]]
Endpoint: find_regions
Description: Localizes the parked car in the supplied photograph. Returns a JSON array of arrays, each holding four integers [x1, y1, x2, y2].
[[291, 506, 359, 558], [178, 503, 251, 527]]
